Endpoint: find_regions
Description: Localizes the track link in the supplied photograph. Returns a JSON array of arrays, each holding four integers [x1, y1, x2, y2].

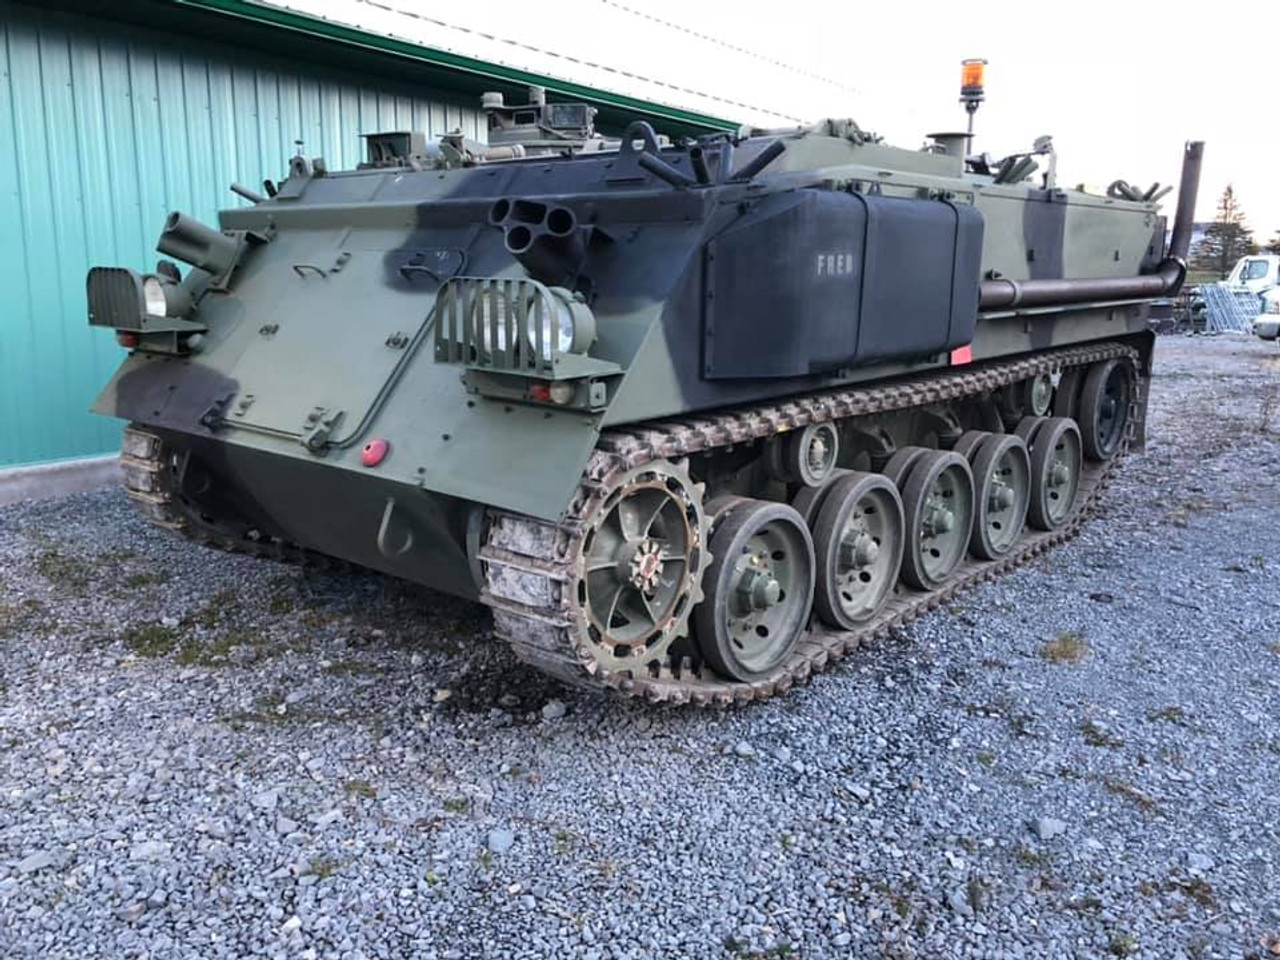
[[119, 429, 346, 572], [481, 342, 1141, 706]]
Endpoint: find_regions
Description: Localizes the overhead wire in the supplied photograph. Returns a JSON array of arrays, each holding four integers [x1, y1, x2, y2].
[[349, 0, 806, 121]]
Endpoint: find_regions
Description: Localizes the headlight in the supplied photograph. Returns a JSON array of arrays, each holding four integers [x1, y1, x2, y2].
[[474, 285, 594, 360], [142, 276, 168, 316], [87, 266, 194, 332]]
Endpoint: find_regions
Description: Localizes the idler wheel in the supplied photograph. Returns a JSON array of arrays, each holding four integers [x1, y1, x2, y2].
[[577, 459, 709, 672], [968, 433, 1031, 560], [1027, 417, 1082, 531], [695, 499, 815, 682], [768, 422, 842, 487], [1026, 373, 1054, 417], [1078, 359, 1133, 460], [812, 472, 905, 629], [899, 450, 975, 590]]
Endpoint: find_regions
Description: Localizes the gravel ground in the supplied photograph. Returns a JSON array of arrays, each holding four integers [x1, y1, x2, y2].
[[3, 335, 1280, 960]]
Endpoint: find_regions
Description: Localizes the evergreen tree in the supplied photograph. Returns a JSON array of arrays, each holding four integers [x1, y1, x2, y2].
[[1266, 229, 1280, 255], [1190, 185, 1255, 278]]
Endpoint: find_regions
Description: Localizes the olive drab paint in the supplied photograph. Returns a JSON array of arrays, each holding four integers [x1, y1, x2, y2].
[[87, 89, 1190, 602]]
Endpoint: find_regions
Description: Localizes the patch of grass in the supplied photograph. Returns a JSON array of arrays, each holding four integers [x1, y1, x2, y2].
[[1103, 778, 1158, 812], [344, 779, 377, 800], [268, 594, 294, 616], [976, 751, 996, 767], [965, 876, 990, 915], [175, 634, 238, 667], [1066, 895, 1103, 913], [443, 797, 470, 814], [1268, 643, 1280, 657], [1080, 720, 1125, 748], [123, 572, 169, 589], [1168, 876, 1216, 909], [964, 696, 1036, 738], [123, 624, 179, 658], [190, 590, 237, 629], [36, 549, 92, 594], [1015, 846, 1055, 868], [554, 830, 577, 856], [1147, 706, 1187, 724], [0, 597, 44, 635], [301, 608, 338, 630], [220, 694, 341, 728], [301, 856, 344, 879], [1109, 933, 1139, 956], [476, 850, 492, 870], [324, 660, 383, 676], [1041, 631, 1089, 664]]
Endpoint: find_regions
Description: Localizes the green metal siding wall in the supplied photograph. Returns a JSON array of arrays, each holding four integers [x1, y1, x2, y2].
[[0, 2, 484, 468]]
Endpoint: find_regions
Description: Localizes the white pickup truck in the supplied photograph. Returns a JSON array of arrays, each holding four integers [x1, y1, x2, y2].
[[1235, 254, 1280, 339]]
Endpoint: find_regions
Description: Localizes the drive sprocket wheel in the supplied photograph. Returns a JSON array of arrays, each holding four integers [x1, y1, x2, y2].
[[573, 459, 710, 673]]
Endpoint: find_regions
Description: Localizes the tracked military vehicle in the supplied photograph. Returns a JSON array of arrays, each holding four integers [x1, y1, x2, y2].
[[87, 73, 1204, 705]]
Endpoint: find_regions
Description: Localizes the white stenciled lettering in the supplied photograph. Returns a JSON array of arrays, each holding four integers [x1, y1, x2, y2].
[[815, 251, 856, 277]]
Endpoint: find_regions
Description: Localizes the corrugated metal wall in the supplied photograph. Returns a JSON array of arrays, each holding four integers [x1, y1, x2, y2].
[[0, 2, 484, 468]]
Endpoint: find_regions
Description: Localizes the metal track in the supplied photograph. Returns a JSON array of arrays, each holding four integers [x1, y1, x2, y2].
[[480, 341, 1140, 706], [119, 429, 346, 572], [120, 342, 1139, 707]]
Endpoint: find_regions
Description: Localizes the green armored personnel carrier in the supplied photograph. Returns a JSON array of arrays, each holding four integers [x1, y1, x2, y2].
[[87, 72, 1203, 705]]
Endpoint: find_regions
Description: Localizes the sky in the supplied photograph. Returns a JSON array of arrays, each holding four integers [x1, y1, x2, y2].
[[279, 0, 1279, 240]]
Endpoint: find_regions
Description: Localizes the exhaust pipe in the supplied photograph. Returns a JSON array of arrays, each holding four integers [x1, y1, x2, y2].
[[980, 140, 1203, 310], [979, 259, 1185, 310], [1166, 140, 1205, 263]]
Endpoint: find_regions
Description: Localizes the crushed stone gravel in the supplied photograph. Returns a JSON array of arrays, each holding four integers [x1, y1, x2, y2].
[[2, 335, 1279, 959]]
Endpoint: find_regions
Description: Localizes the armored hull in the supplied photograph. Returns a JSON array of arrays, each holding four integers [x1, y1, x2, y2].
[[88, 101, 1202, 703]]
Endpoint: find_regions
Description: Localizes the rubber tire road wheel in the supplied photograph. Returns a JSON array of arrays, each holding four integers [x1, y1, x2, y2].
[[1014, 415, 1043, 446], [695, 499, 816, 682], [1052, 367, 1084, 419], [882, 446, 930, 489], [1027, 417, 1082, 531], [899, 450, 975, 590], [791, 468, 852, 529], [969, 433, 1031, 560], [812, 472, 905, 629], [951, 430, 990, 461], [1078, 359, 1133, 461]]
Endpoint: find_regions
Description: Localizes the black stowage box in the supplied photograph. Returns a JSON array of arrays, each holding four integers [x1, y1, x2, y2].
[[701, 189, 983, 379]]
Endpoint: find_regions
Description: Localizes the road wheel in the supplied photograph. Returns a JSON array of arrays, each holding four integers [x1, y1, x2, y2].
[[695, 499, 815, 681], [812, 472, 905, 629], [899, 450, 975, 590]]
